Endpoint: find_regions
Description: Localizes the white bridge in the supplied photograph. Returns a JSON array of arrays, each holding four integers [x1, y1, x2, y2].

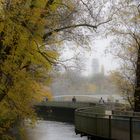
[[52, 94, 123, 103]]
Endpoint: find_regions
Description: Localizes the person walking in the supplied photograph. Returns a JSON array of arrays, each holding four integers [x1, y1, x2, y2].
[[72, 96, 76, 103]]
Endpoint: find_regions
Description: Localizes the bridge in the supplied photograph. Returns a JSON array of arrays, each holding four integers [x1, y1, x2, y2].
[[52, 95, 99, 102], [75, 108, 140, 140], [51, 94, 123, 103], [35, 101, 140, 140], [35, 101, 97, 122]]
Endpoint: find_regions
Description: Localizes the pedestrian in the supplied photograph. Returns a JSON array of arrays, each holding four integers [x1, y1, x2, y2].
[[72, 96, 76, 103], [99, 97, 104, 104]]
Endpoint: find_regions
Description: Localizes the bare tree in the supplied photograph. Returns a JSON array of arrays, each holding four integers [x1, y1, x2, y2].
[[107, 0, 140, 111]]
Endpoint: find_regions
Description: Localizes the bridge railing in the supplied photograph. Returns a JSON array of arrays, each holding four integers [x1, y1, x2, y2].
[[37, 101, 96, 109], [75, 107, 140, 140], [112, 110, 140, 117]]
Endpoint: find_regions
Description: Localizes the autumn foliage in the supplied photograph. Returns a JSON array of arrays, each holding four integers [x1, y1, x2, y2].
[[0, 0, 61, 139]]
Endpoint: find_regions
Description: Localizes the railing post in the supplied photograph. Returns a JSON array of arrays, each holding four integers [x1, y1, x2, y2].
[[109, 115, 112, 139], [95, 114, 97, 135], [129, 117, 133, 140]]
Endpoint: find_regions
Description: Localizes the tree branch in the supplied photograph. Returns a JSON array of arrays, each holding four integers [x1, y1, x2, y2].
[[43, 23, 97, 40], [43, 18, 111, 40]]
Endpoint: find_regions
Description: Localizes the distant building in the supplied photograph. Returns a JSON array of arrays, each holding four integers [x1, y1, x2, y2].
[[101, 64, 105, 75], [92, 58, 99, 75]]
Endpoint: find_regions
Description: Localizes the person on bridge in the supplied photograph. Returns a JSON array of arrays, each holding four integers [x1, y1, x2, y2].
[[72, 96, 76, 103], [99, 97, 105, 104]]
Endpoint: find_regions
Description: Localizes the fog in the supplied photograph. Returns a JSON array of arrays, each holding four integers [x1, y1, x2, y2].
[[50, 57, 122, 103]]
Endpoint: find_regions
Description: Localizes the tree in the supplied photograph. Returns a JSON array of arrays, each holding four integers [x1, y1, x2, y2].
[[110, 71, 134, 110], [0, 0, 59, 139], [107, 0, 140, 111], [0, 0, 111, 139]]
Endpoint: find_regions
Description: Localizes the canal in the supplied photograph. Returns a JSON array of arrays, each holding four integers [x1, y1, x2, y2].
[[26, 120, 87, 140]]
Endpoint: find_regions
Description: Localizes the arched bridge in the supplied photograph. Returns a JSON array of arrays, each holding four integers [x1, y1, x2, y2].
[[51, 94, 123, 103], [35, 101, 97, 122], [52, 95, 99, 101]]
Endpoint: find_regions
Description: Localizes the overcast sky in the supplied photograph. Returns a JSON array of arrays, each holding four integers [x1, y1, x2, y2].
[[83, 37, 119, 76], [60, 36, 119, 76]]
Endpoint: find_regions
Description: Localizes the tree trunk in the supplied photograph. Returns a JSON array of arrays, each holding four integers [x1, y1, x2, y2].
[[134, 46, 140, 111]]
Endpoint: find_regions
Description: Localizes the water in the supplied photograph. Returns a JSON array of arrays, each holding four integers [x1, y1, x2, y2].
[[26, 121, 87, 140]]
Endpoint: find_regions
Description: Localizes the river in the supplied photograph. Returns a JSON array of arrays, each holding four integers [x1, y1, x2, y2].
[[26, 120, 87, 140]]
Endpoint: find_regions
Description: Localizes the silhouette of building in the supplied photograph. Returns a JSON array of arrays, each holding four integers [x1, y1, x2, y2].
[[92, 58, 99, 75], [101, 64, 105, 75]]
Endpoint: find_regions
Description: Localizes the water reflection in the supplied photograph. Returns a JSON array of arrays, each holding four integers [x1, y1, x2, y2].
[[27, 121, 87, 140]]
